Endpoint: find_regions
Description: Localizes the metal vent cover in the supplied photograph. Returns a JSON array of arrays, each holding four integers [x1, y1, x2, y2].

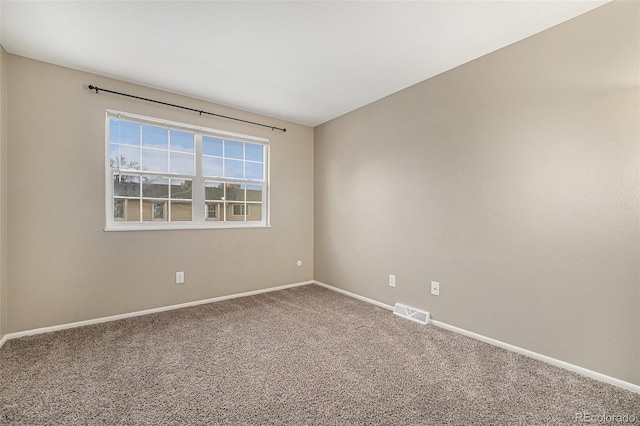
[[393, 303, 430, 325]]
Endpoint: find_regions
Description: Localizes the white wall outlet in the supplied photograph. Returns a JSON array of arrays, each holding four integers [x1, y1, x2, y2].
[[176, 271, 185, 284], [389, 274, 396, 287], [431, 281, 440, 296], [296, 260, 303, 267]]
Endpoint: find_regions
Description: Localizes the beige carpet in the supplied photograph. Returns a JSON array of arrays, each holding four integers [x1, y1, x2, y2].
[[1, 284, 638, 425]]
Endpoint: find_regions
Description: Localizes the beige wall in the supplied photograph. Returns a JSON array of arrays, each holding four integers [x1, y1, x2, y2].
[[6, 55, 313, 332], [315, 1, 640, 385], [0, 45, 7, 337]]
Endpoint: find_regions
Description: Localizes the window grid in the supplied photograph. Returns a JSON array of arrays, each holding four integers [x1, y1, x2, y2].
[[107, 111, 268, 230]]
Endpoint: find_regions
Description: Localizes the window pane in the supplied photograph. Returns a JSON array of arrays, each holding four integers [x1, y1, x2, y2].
[[203, 156, 223, 177], [142, 148, 169, 173], [114, 198, 125, 220], [142, 176, 169, 198], [114, 175, 140, 197], [228, 203, 246, 221], [224, 140, 243, 159], [143, 201, 167, 222], [205, 202, 223, 221], [142, 124, 168, 149], [245, 162, 263, 180], [246, 203, 262, 222], [203, 136, 223, 156], [246, 184, 262, 202], [171, 201, 192, 221], [109, 145, 120, 168], [153, 202, 165, 219], [113, 199, 141, 222], [245, 143, 263, 162], [226, 183, 245, 201], [205, 181, 224, 201], [109, 144, 141, 170], [224, 159, 244, 178], [124, 199, 141, 222], [170, 152, 194, 175], [170, 179, 192, 200], [110, 119, 140, 145], [170, 130, 194, 153]]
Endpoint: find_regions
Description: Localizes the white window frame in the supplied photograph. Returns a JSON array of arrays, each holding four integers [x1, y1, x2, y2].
[[105, 110, 270, 231]]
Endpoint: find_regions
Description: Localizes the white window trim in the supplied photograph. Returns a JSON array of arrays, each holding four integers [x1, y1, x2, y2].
[[105, 110, 270, 231]]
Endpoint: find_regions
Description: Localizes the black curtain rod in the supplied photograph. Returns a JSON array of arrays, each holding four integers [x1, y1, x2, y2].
[[87, 84, 286, 132]]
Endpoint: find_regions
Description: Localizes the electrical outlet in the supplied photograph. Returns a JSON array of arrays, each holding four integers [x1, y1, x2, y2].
[[389, 274, 396, 287], [176, 271, 185, 284], [431, 281, 439, 296]]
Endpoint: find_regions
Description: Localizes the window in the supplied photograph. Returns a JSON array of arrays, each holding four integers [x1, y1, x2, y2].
[[106, 110, 268, 230], [114, 199, 126, 221], [206, 203, 218, 219], [152, 202, 166, 220], [232, 204, 249, 216]]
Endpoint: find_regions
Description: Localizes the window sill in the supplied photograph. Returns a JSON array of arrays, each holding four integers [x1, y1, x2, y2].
[[104, 223, 270, 232]]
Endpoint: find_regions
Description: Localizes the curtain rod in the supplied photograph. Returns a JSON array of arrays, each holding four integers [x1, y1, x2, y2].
[[87, 84, 286, 132]]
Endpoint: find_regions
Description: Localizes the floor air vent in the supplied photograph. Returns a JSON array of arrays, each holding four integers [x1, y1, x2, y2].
[[393, 303, 430, 325]]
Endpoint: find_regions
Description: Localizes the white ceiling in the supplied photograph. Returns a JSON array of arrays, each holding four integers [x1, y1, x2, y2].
[[0, 1, 609, 127]]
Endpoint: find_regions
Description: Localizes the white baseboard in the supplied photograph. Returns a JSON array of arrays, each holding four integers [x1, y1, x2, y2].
[[4, 279, 638, 395], [313, 280, 640, 395], [429, 320, 640, 395], [314, 281, 394, 311], [3, 280, 314, 341]]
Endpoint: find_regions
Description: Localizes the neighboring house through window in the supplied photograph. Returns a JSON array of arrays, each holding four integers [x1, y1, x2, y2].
[[232, 204, 249, 216], [114, 198, 126, 221], [206, 203, 218, 219], [152, 202, 166, 221]]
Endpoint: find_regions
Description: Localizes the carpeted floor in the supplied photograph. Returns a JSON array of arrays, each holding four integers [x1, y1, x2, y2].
[[1, 284, 638, 425]]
